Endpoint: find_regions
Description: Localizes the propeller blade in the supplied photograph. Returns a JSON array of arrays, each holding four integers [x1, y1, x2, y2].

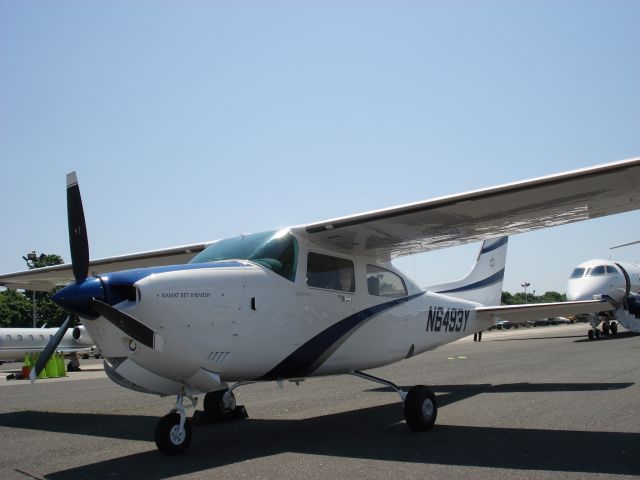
[[30, 315, 74, 383], [88, 298, 156, 349], [67, 171, 89, 284]]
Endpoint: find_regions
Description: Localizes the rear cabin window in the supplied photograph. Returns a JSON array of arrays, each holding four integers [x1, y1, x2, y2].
[[366, 265, 407, 298], [307, 253, 355, 292]]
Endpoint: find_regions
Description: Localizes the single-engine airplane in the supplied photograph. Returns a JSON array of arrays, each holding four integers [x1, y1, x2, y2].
[[1, 156, 640, 454]]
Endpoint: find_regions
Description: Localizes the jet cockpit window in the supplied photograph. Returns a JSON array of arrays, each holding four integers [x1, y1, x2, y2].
[[189, 229, 298, 282], [587, 265, 607, 276], [366, 265, 407, 298], [307, 253, 355, 292], [605, 265, 618, 274], [570, 268, 586, 278]]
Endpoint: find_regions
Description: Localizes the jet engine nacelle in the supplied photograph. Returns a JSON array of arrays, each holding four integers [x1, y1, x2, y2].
[[72, 325, 93, 345]]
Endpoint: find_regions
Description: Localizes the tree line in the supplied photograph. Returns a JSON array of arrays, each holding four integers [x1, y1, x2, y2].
[[501, 290, 566, 305], [0, 254, 67, 328]]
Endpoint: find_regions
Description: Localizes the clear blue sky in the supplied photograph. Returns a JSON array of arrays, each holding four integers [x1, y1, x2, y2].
[[1, 1, 639, 295]]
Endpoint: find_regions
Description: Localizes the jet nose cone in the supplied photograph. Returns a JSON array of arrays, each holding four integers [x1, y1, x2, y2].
[[566, 282, 585, 301], [53, 277, 103, 317]]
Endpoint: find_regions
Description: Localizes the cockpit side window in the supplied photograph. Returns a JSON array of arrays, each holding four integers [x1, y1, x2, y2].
[[605, 265, 618, 274], [366, 265, 407, 298], [570, 268, 586, 278], [307, 253, 355, 292]]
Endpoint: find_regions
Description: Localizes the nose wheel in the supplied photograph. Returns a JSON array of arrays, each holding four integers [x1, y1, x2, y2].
[[155, 394, 195, 455]]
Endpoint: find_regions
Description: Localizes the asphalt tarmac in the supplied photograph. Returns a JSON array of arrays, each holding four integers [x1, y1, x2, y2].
[[0, 324, 638, 480]]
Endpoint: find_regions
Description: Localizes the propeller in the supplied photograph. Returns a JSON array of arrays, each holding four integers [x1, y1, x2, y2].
[[88, 298, 156, 349], [29, 315, 74, 382], [33, 171, 159, 382], [66, 172, 89, 284]]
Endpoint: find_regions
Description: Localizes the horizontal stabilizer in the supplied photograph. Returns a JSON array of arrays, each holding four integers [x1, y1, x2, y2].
[[477, 299, 613, 324]]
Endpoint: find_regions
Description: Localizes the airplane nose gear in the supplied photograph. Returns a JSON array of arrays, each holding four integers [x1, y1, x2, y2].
[[351, 371, 438, 431], [154, 394, 196, 455]]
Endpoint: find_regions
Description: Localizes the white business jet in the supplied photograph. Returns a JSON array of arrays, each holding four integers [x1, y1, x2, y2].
[[0, 325, 94, 362], [1, 156, 640, 455], [566, 256, 640, 339]]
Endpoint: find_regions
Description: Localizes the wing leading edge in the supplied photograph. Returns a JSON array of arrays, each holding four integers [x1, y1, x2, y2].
[[476, 300, 612, 324], [0, 242, 213, 292], [296, 156, 640, 259]]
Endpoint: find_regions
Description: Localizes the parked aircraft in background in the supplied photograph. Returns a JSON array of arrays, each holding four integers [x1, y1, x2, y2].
[[0, 325, 95, 362], [1, 157, 639, 454], [566, 258, 640, 340]]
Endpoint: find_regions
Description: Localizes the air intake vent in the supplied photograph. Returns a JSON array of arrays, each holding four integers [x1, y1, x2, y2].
[[207, 351, 230, 363]]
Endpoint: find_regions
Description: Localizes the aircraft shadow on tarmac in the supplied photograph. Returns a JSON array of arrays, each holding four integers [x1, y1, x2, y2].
[[0, 381, 637, 479]]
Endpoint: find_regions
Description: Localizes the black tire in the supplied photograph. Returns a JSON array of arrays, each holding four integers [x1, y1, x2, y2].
[[595, 329, 601, 339], [610, 322, 618, 335], [404, 385, 437, 431], [588, 329, 594, 340], [602, 323, 610, 336], [154, 411, 192, 455], [204, 390, 236, 420]]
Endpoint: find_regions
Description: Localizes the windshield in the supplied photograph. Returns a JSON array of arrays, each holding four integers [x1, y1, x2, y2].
[[569, 268, 586, 279], [189, 229, 298, 281], [586, 265, 607, 277]]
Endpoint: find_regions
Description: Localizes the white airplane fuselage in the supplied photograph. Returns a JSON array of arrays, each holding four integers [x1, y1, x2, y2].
[[0, 325, 94, 361], [566, 258, 640, 334], [86, 232, 489, 396], [566, 259, 640, 302]]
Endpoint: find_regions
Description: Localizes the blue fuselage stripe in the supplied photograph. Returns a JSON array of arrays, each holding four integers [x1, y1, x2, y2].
[[479, 236, 508, 254], [259, 292, 424, 380], [437, 268, 505, 294]]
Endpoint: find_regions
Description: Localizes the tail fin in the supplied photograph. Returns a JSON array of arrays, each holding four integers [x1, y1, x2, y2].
[[426, 237, 508, 306]]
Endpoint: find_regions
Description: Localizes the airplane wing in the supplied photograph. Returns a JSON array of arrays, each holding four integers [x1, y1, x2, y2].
[[476, 299, 612, 324], [295, 156, 640, 259], [0, 242, 213, 292]]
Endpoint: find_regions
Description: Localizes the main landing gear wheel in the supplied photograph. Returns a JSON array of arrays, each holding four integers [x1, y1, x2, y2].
[[404, 385, 438, 431], [610, 322, 618, 335], [204, 389, 237, 420], [154, 410, 192, 455]]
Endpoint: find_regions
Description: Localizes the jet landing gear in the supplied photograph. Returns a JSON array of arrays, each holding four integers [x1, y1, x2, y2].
[[352, 371, 438, 431], [587, 314, 618, 341], [155, 394, 195, 455]]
